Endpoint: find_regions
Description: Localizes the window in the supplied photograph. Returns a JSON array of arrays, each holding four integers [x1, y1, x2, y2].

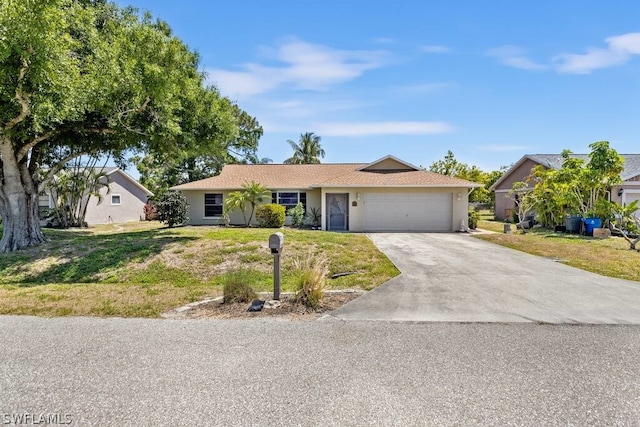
[[271, 191, 306, 212], [204, 193, 223, 217], [111, 195, 121, 205]]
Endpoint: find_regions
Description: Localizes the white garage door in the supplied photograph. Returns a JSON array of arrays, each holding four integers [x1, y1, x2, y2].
[[363, 192, 452, 231]]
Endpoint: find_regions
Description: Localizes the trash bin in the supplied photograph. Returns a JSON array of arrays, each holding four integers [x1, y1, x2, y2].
[[583, 217, 601, 236], [564, 216, 582, 233]]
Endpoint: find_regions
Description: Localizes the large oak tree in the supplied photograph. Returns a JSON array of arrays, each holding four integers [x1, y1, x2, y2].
[[0, 0, 237, 251]]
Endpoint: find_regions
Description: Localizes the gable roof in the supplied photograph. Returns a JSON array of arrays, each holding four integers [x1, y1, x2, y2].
[[489, 153, 640, 191], [98, 167, 153, 196], [171, 156, 481, 191], [356, 155, 421, 172]]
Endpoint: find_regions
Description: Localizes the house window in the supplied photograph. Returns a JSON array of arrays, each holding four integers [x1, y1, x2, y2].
[[204, 193, 223, 217], [111, 195, 121, 205], [271, 192, 306, 212]]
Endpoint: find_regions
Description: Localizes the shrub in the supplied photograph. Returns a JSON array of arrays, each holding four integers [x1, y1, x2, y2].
[[287, 202, 306, 228], [144, 203, 157, 221], [468, 209, 479, 230], [256, 203, 285, 228], [156, 191, 189, 227], [222, 269, 258, 303], [291, 252, 329, 309]]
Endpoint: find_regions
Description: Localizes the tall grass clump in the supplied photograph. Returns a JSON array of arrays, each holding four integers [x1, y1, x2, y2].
[[291, 252, 329, 309], [222, 269, 257, 303]]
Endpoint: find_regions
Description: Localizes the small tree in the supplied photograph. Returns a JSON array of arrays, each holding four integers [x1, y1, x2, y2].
[[156, 192, 189, 228], [223, 181, 270, 226], [507, 181, 534, 233], [611, 201, 640, 251], [46, 159, 111, 228]]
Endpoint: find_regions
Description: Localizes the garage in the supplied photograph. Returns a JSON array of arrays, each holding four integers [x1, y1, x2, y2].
[[363, 192, 452, 231]]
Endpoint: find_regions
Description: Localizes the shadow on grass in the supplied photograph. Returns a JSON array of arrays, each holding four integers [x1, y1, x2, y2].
[[0, 227, 197, 286]]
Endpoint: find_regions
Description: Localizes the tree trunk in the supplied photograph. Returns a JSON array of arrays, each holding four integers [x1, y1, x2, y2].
[[0, 142, 47, 252]]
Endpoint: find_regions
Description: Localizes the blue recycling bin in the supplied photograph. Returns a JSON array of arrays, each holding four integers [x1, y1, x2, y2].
[[583, 217, 601, 236]]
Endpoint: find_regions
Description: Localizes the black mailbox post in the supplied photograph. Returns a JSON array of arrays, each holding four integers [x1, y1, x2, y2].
[[269, 232, 284, 299]]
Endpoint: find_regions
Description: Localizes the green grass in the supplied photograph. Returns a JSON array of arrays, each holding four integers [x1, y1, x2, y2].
[[473, 211, 640, 282], [0, 222, 398, 317]]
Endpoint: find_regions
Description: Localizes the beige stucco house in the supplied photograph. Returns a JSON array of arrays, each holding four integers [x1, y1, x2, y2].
[[39, 167, 153, 225], [490, 154, 640, 220], [171, 155, 482, 232]]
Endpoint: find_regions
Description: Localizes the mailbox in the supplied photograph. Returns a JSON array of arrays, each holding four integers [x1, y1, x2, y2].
[[269, 232, 284, 254]]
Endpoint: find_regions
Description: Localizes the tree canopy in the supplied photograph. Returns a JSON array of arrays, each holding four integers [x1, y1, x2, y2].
[[429, 150, 505, 204], [133, 102, 264, 197], [524, 141, 624, 227], [0, 0, 241, 251], [284, 132, 325, 164]]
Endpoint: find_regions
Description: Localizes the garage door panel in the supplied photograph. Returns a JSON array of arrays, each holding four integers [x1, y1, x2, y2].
[[363, 193, 452, 231]]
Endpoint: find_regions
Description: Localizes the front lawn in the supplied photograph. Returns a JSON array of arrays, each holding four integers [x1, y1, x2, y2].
[[0, 223, 398, 317], [476, 217, 640, 282]]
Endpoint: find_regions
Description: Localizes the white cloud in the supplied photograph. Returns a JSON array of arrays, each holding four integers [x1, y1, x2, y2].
[[479, 144, 531, 152], [314, 121, 452, 137], [420, 45, 451, 54], [554, 32, 640, 74], [207, 39, 388, 98], [487, 45, 548, 71]]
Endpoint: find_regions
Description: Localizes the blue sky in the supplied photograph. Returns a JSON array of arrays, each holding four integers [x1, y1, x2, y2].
[[116, 0, 640, 172]]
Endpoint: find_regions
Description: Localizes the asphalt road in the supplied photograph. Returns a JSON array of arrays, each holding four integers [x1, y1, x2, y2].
[[2, 316, 640, 426]]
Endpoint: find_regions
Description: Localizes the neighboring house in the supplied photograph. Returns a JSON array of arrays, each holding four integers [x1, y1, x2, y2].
[[171, 155, 482, 232], [39, 167, 153, 225], [490, 154, 640, 220]]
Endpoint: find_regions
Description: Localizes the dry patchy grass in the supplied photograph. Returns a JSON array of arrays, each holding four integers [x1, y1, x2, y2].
[[475, 231, 640, 282], [0, 223, 398, 317]]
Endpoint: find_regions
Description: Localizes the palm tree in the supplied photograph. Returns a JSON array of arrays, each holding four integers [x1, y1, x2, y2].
[[283, 132, 326, 164], [223, 181, 271, 226]]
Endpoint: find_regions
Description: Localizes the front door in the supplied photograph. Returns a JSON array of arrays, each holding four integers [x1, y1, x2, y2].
[[327, 193, 349, 231]]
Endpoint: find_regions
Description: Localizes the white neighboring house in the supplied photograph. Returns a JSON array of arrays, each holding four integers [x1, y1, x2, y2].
[[39, 167, 153, 225]]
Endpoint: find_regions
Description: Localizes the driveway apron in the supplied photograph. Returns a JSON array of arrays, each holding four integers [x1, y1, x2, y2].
[[330, 233, 640, 323]]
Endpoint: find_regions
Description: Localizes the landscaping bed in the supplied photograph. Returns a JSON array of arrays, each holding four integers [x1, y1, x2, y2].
[[165, 291, 363, 320]]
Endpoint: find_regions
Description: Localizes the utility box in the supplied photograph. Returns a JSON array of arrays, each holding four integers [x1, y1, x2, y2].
[[269, 232, 284, 254]]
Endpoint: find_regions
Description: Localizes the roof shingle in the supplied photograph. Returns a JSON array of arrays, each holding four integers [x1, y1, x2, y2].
[[171, 163, 481, 190]]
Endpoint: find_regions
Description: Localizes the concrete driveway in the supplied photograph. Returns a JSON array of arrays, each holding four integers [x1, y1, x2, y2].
[[331, 233, 640, 323]]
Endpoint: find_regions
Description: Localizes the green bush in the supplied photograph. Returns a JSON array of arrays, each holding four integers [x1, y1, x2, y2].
[[291, 252, 328, 309], [222, 269, 258, 303], [156, 192, 189, 227], [468, 209, 479, 230], [287, 202, 306, 228], [255, 203, 285, 228]]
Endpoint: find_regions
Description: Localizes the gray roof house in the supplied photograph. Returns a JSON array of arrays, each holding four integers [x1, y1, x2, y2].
[[489, 154, 640, 220]]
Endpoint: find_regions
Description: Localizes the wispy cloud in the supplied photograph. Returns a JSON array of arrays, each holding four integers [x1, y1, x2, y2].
[[554, 32, 640, 74], [207, 39, 388, 98], [314, 121, 452, 137], [373, 37, 395, 45], [394, 82, 457, 94], [487, 45, 548, 71], [420, 45, 451, 54], [479, 144, 531, 152]]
